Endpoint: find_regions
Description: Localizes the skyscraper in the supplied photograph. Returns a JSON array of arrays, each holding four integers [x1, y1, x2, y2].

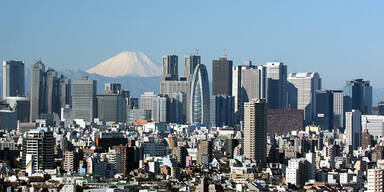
[[190, 64, 210, 124], [343, 79, 372, 115], [287, 72, 321, 124], [2, 60, 25, 99], [232, 62, 253, 123], [58, 75, 71, 110], [104, 83, 122, 94], [209, 95, 234, 127], [162, 55, 178, 81], [378, 101, 384, 116], [152, 95, 170, 123], [241, 65, 267, 102], [314, 90, 333, 131], [72, 76, 97, 122], [345, 109, 362, 150], [264, 62, 287, 109], [243, 98, 267, 163], [169, 92, 185, 124], [212, 55, 232, 96], [30, 61, 46, 121], [160, 54, 199, 123], [331, 90, 344, 129], [45, 69, 59, 114], [184, 54, 201, 81], [97, 93, 125, 123], [141, 92, 157, 111], [160, 80, 190, 122], [30, 61, 71, 121]]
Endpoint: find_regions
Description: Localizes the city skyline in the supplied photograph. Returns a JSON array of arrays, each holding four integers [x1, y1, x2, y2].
[[2, 1, 384, 191], [1, 1, 384, 89]]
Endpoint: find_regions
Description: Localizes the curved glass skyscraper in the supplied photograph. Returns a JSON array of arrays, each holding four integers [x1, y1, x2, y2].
[[189, 64, 210, 124]]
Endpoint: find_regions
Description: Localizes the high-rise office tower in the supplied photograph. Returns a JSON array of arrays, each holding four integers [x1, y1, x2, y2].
[[264, 62, 287, 109], [97, 93, 125, 123], [212, 55, 232, 96], [189, 64, 210, 124], [239, 63, 267, 124], [343, 79, 372, 115], [141, 92, 157, 111], [72, 76, 97, 122], [345, 109, 362, 150], [30, 61, 46, 122], [45, 69, 59, 114], [152, 95, 170, 123], [232, 62, 254, 123], [184, 54, 201, 81], [287, 72, 321, 124], [241, 65, 267, 102], [314, 90, 333, 131], [22, 127, 55, 172], [2, 60, 25, 99], [105, 83, 122, 94], [379, 101, 384, 116], [160, 54, 200, 124], [98, 83, 125, 122], [169, 92, 184, 124], [209, 95, 234, 127], [243, 98, 267, 163], [58, 75, 71, 110], [162, 55, 178, 81], [331, 90, 344, 129], [160, 80, 190, 122]]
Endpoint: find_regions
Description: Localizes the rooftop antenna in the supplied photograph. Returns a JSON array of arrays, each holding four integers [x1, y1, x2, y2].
[[223, 49, 227, 58], [196, 48, 199, 55]]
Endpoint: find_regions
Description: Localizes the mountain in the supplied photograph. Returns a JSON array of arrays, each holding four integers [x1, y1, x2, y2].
[[61, 68, 160, 98], [86, 51, 161, 77]]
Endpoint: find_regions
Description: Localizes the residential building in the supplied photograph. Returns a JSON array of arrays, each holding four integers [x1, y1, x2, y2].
[[243, 98, 267, 163]]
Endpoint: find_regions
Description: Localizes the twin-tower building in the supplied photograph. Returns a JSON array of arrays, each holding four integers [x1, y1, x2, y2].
[[160, 54, 209, 124]]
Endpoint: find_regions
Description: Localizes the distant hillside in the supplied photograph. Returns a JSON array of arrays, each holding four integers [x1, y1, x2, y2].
[[0, 67, 160, 99], [61, 68, 160, 97]]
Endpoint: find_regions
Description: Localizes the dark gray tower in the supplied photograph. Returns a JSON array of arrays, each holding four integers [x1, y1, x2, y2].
[[212, 55, 232, 96], [162, 55, 178, 81], [343, 79, 372, 115], [58, 75, 71, 110], [2, 60, 25, 99], [184, 54, 201, 81], [264, 62, 288, 109], [45, 69, 59, 114], [30, 61, 46, 121], [314, 90, 333, 131]]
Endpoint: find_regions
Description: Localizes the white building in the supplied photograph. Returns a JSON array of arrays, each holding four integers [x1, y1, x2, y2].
[[345, 110, 362, 149], [287, 72, 321, 124], [367, 168, 384, 192], [286, 158, 306, 186], [362, 115, 384, 137]]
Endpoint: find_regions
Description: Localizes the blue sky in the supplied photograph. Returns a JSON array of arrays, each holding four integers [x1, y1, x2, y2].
[[1, 0, 383, 89]]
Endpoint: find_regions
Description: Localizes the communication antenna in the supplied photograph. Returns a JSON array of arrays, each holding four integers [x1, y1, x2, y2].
[[196, 48, 199, 55], [223, 49, 227, 57]]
